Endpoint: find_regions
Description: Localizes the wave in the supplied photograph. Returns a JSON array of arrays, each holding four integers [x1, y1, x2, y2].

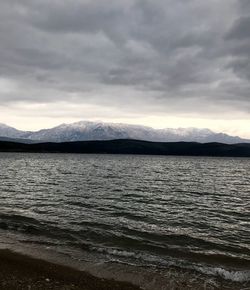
[[195, 265, 250, 282], [1, 211, 250, 283], [93, 247, 250, 282]]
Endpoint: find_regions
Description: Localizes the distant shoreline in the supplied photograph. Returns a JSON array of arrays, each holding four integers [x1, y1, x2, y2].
[[1, 139, 250, 157]]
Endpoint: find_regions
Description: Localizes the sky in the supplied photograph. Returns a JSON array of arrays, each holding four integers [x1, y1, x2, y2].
[[0, 0, 250, 137]]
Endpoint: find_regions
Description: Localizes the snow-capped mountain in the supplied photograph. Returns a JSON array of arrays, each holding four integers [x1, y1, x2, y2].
[[0, 121, 249, 144], [0, 123, 29, 139]]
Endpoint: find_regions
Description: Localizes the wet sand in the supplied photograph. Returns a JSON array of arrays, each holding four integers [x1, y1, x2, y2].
[[0, 249, 140, 290]]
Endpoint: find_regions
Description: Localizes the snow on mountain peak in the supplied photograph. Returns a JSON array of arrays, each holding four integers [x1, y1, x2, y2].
[[0, 120, 248, 144]]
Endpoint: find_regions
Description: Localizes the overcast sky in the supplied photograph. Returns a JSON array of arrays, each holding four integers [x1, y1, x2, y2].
[[0, 0, 250, 137]]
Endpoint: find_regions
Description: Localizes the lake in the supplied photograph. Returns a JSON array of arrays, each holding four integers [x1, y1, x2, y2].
[[0, 153, 249, 286]]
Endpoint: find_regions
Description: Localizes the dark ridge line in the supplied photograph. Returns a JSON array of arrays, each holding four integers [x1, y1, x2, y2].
[[1, 139, 250, 157]]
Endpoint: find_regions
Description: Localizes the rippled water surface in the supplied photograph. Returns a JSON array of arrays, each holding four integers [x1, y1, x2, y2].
[[0, 153, 250, 282]]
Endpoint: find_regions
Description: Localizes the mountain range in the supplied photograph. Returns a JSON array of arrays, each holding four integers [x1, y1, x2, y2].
[[0, 121, 249, 144]]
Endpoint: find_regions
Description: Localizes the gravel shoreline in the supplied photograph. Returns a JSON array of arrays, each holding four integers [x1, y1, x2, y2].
[[0, 249, 249, 290], [0, 249, 141, 290]]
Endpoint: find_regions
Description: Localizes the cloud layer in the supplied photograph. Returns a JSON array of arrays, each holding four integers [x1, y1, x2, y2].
[[0, 0, 250, 134]]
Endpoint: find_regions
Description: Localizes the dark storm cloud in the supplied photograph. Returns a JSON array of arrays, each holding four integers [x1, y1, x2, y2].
[[0, 0, 250, 115], [224, 8, 250, 82], [226, 16, 250, 40]]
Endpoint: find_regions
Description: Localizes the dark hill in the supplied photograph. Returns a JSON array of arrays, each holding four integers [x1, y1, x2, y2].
[[0, 139, 250, 157]]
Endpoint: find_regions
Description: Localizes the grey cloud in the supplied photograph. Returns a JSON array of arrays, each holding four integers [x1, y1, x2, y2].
[[226, 16, 250, 40], [33, 2, 118, 33], [224, 13, 250, 81], [0, 0, 250, 117]]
